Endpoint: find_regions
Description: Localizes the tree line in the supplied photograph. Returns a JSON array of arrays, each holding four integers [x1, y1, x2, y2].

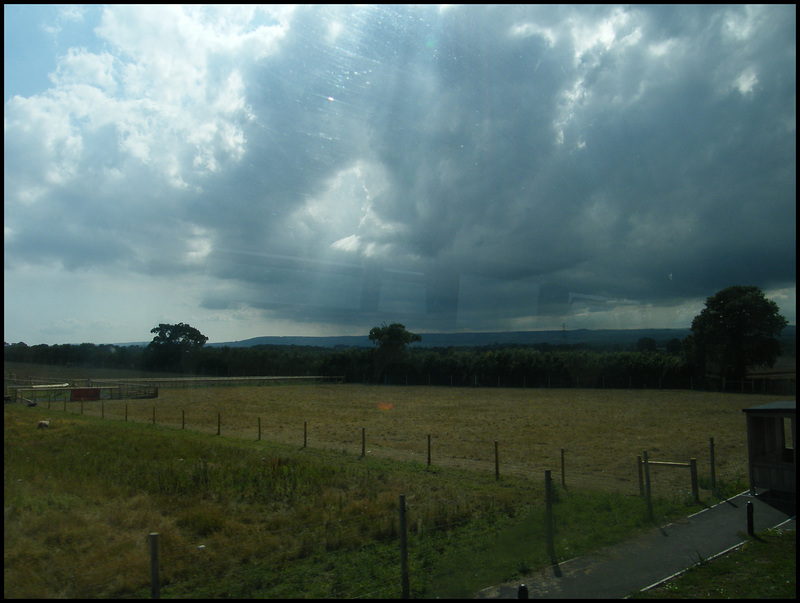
[[3, 336, 691, 385], [5, 286, 790, 388]]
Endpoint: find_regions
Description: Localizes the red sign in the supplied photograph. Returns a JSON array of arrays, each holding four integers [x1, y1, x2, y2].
[[70, 388, 101, 401]]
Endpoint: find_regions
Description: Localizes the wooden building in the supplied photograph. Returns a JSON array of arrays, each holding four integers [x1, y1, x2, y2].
[[743, 400, 796, 496]]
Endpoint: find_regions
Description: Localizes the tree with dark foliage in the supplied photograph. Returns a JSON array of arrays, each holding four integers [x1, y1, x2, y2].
[[368, 322, 422, 383], [146, 322, 208, 373], [690, 286, 788, 380]]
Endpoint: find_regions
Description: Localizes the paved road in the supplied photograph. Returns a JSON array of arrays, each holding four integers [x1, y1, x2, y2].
[[476, 491, 796, 599]]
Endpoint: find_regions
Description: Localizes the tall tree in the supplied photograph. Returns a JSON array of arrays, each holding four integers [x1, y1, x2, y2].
[[690, 286, 788, 380], [368, 322, 422, 383], [147, 322, 208, 373]]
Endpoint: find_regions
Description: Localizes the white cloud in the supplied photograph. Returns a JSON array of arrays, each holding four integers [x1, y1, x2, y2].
[[49, 48, 117, 93], [509, 22, 556, 47], [734, 68, 758, 95]]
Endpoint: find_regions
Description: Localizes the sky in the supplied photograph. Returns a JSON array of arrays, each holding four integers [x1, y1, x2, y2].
[[4, 4, 796, 346]]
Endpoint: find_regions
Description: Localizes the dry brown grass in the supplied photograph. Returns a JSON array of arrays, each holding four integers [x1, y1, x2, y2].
[[7, 370, 791, 598], [64, 383, 786, 495]]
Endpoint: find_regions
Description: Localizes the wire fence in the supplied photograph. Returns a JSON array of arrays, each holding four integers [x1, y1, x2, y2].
[[33, 465, 728, 600], [25, 394, 730, 498], [6, 381, 758, 598]]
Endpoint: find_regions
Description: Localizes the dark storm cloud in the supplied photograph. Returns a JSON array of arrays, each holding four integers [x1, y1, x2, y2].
[[4, 5, 795, 342], [191, 4, 794, 330]]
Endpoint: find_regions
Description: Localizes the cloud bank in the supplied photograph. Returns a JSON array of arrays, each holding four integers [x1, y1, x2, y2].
[[4, 5, 796, 344]]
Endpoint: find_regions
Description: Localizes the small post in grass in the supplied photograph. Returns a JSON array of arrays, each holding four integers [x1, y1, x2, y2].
[[217, 412, 221, 436], [257, 417, 261, 441], [181, 409, 185, 430], [303, 421, 308, 448], [561, 448, 566, 488], [125, 404, 128, 422], [690, 458, 699, 503]]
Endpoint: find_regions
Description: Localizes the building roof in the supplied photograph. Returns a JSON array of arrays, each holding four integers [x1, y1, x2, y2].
[[742, 400, 796, 413]]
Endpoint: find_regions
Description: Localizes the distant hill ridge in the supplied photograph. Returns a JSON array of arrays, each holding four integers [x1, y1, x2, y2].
[[207, 328, 698, 349]]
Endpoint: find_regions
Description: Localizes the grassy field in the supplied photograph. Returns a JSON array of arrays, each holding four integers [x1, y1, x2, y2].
[[4, 365, 792, 598], [25, 383, 778, 494]]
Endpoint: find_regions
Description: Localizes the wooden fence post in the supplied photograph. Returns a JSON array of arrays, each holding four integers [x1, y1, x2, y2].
[[637, 455, 644, 496], [690, 458, 699, 503], [709, 437, 716, 493], [361, 427, 366, 457], [125, 404, 128, 422], [494, 440, 500, 481], [427, 434, 431, 466], [643, 451, 653, 522], [217, 412, 221, 436], [545, 470, 555, 562], [102, 401, 104, 419], [258, 417, 261, 441], [181, 409, 185, 430], [399, 494, 409, 599], [149, 532, 160, 599], [304, 421, 307, 448], [561, 449, 566, 488]]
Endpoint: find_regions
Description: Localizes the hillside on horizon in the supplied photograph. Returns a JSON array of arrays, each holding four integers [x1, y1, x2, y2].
[[208, 327, 697, 350]]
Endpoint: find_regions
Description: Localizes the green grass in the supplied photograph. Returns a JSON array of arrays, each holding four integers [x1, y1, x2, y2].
[[421, 485, 712, 598], [4, 402, 719, 598], [633, 529, 796, 599], [8, 367, 785, 599]]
